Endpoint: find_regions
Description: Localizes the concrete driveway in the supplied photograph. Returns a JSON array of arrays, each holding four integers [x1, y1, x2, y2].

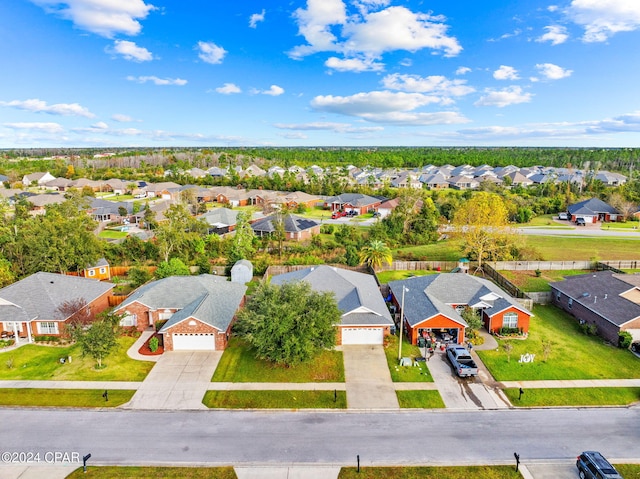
[[123, 351, 221, 410], [342, 345, 399, 409]]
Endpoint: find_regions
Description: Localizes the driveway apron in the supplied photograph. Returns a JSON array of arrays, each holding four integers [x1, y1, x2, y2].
[[342, 345, 399, 409], [123, 351, 221, 410]]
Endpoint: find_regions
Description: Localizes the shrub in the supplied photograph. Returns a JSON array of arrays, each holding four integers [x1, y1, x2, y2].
[[149, 336, 159, 353], [320, 225, 334, 234], [619, 331, 633, 349], [34, 335, 60, 343], [155, 320, 168, 332]]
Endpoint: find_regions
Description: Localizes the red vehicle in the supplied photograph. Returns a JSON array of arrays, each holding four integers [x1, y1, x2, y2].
[[331, 210, 347, 219]]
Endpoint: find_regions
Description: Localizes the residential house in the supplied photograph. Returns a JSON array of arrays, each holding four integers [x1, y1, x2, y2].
[[242, 164, 267, 177], [324, 193, 382, 215], [251, 213, 320, 241], [505, 171, 534, 187], [420, 173, 450, 190], [22, 172, 56, 188], [88, 198, 134, 223], [377, 197, 423, 219], [270, 265, 394, 345], [448, 175, 479, 190], [103, 179, 130, 195], [207, 166, 228, 178], [0, 272, 114, 343], [44, 177, 73, 191], [186, 168, 208, 179], [595, 171, 627, 187], [198, 207, 242, 235], [114, 274, 246, 350], [550, 271, 640, 345], [388, 273, 532, 345], [26, 193, 67, 213], [70, 178, 105, 192], [567, 197, 620, 223], [144, 182, 181, 200], [391, 171, 423, 189]]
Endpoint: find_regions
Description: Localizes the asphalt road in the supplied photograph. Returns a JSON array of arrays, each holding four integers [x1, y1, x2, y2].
[[1, 407, 638, 467], [516, 227, 640, 238]]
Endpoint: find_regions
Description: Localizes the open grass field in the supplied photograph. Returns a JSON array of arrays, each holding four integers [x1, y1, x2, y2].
[[396, 390, 445, 408], [98, 229, 128, 239], [67, 466, 237, 479], [504, 387, 640, 407], [499, 269, 594, 292], [212, 338, 344, 382], [478, 305, 640, 381], [0, 388, 134, 407], [393, 239, 464, 262], [203, 390, 347, 409], [384, 334, 433, 382], [0, 336, 154, 381], [376, 270, 439, 284], [524, 235, 640, 260], [338, 466, 523, 479]]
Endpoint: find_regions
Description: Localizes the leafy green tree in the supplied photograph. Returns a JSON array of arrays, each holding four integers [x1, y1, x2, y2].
[[234, 281, 339, 366], [359, 240, 393, 271], [227, 211, 255, 264], [155, 258, 190, 278], [74, 319, 119, 369], [127, 266, 152, 288], [0, 257, 15, 287]]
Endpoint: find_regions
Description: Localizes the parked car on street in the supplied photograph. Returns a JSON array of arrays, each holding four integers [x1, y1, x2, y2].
[[576, 451, 623, 479]]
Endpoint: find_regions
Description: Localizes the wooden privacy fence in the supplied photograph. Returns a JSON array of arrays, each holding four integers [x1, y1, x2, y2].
[[489, 260, 596, 271], [379, 261, 458, 272], [108, 295, 127, 307]]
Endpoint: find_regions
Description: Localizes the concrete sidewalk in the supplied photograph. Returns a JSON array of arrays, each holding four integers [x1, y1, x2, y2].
[[342, 345, 399, 409]]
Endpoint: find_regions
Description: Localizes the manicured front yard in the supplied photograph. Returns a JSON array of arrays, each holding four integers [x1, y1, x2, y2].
[[376, 269, 439, 284], [338, 466, 523, 479], [504, 387, 640, 407], [0, 388, 134, 407], [499, 269, 594, 292], [212, 338, 344, 382], [203, 390, 347, 409], [384, 334, 433, 382], [67, 466, 237, 479], [478, 305, 640, 381], [396, 390, 444, 408], [98, 229, 129, 239], [0, 336, 154, 381]]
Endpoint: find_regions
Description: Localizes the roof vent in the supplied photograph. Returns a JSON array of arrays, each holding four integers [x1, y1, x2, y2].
[[581, 292, 590, 297]]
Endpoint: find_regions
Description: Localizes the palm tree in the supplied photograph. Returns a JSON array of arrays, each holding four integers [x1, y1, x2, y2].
[[359, 240, 392, 271]]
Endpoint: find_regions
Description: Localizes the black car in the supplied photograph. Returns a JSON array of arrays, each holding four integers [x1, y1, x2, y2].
[[576, 451, 623, 479], [576, 217, 587, 226]]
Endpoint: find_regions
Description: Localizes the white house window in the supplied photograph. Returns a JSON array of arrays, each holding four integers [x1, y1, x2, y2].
[[120, 313, 137, 327], [568, 298, 573, 309], [556, 291, 561, 301], [159, 309, 174, 321], [38, 322, 59, 335], [99, 267, 106, 274], [5, 321, 23, 332], [502, 312, 518, 329], [88, 269, 95, 276]]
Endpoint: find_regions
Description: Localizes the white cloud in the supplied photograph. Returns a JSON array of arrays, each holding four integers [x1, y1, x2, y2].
[[197, 41, 227, 64], [489, 29, 522, 42], [31, 0, 155, 38], [91, 121, 109, 129], [566, 0, 640, 42], [474, 86, 533, 107], [535, 63, 572, 80], [456, 66, 471, 75], [289, 1, 461, 62], [0, 98, 94, 117], [536, 25, 569, 45], [108, 40, 153, 62], [493, 65, 519, 80], [382, 73, 475, 97], [325, 56, 384, 72], [249, 9, 266, 28], [3, 122, 64, 133], [253, 85, 285, 96], [215, 83, 242, 94], [279, 132, 309, 140], [126, 76, 187, 86], [111, 114, 135, 122], [274, 122, 384, 133]]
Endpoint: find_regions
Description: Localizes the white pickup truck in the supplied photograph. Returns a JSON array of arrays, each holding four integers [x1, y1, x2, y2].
[[446, 344, 479, 377]]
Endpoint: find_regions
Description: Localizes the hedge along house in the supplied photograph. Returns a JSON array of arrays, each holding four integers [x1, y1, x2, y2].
[[0, 272, 114, 343], [550, 271, 640, 345], [270, 265, 394, 345], [388, 273, 532, 345], [114, 275, 246, 351]]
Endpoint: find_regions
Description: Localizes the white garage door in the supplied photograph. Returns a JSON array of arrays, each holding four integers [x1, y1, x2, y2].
[[172, 333, 216, 351], [341, 327, 383, 345]]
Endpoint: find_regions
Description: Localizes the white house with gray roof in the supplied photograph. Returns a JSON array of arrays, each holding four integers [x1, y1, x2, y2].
[[115, 274, 246, 351], [270, 265, 394, 345]]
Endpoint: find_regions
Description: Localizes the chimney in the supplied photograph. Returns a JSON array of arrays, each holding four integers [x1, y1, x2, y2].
[[604, 294, 608, 300], [594, 296, 597, 304]]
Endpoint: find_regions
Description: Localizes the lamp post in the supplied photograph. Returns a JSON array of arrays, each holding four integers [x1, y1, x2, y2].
[[398, 286, 408, 361]]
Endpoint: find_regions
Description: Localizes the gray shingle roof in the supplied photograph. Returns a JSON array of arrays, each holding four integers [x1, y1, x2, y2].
[[251, 213, 319, 234], [0, 272, 114, 323], [550, 271, 640, 327], [388, 273, 530, 327], [270, 266, 393, 327], [117, 274, 246, 332], [568, 198, 618, 216]]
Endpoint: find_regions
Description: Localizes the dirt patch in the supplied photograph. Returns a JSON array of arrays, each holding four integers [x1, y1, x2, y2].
[[138, 333, 164, 356]]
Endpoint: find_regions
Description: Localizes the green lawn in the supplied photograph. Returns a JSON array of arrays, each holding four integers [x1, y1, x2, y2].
[[478, 305, 640, 381], [212, 337, 344, 382], [376, 270, 439, 284], [98, 229, 129, 239], [504, 387, 640, 407], [203, 390, 347, 409], [396, 390, 445, 408], [384, 334, 433, 382], [0, 388, 134, 407], [600, 220, 640, 230], [393, 239, 465, 262], [520, 214, 573, 228], [524, 235, 640, 261], [0, 336, 154, 381], [338, 466, 523, 479], [67, 466, 237, 479], [499, 269, 594, 292]]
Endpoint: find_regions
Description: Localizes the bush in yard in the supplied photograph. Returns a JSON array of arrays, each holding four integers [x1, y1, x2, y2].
[[619, 331, 633, 349], [149, 336, 159, 353], [234, 281, 340, 367]]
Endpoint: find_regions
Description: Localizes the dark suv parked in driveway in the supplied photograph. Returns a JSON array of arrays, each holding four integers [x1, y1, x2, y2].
[[577, 451, 623, 479]]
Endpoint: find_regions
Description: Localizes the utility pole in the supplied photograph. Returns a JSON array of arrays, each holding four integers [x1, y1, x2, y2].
[[398, 286, 408, 361]]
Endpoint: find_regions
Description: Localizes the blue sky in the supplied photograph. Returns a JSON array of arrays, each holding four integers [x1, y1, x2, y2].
[[1, 0, 640, 148]]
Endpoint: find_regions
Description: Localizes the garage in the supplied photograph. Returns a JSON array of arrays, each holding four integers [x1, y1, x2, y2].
[[172, 333, 216, 351], [341, 327, 383, 345]]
